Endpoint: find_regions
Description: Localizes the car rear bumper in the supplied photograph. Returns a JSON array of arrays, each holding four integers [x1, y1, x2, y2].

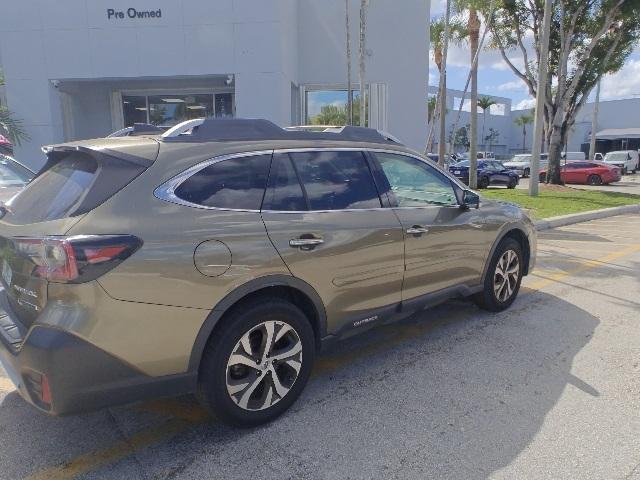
[[0, 289, 196, 415]]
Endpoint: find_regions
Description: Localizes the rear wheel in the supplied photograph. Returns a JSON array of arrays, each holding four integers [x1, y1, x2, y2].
[[474, 238, 524, 312], [523, 168, 530, 178], [587, 174, 602, 186], [539, 173, 546, 183], [198, 298, 315, 427], [478, 176, 490, 189]]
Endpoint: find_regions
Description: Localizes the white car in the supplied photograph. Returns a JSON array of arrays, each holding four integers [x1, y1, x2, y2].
[[603, 150, 639, 175], [503, 153, 549, 178]]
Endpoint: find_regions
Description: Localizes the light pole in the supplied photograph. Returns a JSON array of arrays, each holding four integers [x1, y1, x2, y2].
[[589, 79, 601, 161], [437, 0, 452, 168], [529, 0, 552, 196]]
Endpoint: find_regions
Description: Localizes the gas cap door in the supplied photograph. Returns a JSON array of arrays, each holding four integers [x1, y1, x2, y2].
[[193, 240, 232, 277]]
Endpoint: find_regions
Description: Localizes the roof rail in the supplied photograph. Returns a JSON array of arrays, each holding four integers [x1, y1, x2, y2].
[[108, 123, 164, 138], [160, 118, 401, 145]]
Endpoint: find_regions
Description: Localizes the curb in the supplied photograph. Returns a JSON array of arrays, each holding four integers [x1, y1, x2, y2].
[[534, 203, 640, 231]]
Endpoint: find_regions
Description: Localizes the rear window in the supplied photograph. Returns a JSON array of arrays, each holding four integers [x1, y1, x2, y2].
[[8, 151, 147, 223], [174, 154, 271, 210], [9, 154, 97, 222]]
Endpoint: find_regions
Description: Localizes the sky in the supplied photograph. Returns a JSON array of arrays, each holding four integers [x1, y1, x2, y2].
[[429, 0, 640, 111]]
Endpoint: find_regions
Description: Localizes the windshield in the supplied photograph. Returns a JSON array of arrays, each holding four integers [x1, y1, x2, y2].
[[0, 156, 34, 187], [453, 160, 470, 167], [510, 155, 531, 162], [604, 152, 629, 162]]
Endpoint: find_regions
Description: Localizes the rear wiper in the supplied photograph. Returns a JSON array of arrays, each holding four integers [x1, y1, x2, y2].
[[0, 201, 12, 219]]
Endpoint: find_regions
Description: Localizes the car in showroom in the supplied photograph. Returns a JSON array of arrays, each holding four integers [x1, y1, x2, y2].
[[602, 150, 639, 174], [503, 153, 549, 178], [0, 119, 536, 426], [449, 159, 520, 189], [539, 161, 621, 185], [0, 154, 34, 203]]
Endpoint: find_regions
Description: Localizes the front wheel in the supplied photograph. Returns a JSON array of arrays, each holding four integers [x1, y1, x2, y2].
[[474, 238, 524, 312], [539, 173, 546, 183], [478, 176, 490, 189], [198, 298, 315, 427], [523, 168, 530, 178], [587, 174, 602, 186], [507, 177, 518, 189]]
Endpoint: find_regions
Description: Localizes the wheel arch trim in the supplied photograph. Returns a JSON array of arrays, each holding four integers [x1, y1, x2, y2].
[[188, 275, 327, 372], [481, 224, 532, 283]]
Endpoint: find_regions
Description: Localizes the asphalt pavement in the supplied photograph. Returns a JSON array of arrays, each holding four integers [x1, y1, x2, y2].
[[1, 215, 639, 480]]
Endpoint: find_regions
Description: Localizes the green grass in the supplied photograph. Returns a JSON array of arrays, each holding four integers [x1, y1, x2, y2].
[[481, 187, 640, 219]]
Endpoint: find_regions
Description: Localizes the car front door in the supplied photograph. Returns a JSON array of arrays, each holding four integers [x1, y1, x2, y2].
[[261, 150, 405, 335], [370, 151, 493, 302]]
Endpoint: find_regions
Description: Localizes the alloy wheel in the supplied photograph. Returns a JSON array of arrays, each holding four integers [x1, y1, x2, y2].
[[493, 249, 520, 303], [226, 320, 303, 411]]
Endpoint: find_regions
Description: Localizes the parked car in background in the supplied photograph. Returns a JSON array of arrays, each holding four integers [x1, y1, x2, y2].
[[0, 135, 13, 156], [0, 154, 35, 203], [561, 151, 586, 162], [594, 153, 604, 161], [503, 153, 549, 178], [539, 161, 621, 185], [0, 118, 536, 426], [602, 150, 639, 174], [449, 159, 520, 189]]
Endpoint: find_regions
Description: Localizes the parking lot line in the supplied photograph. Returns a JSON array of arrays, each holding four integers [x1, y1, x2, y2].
[[22, 239, 640, 480], [0, 377, 14, 392], [527, 243, 640, 291]]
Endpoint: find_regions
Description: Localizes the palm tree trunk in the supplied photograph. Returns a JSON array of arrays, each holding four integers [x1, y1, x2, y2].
[[482, 111, 487, 152], [468, 8, 480, 189], [346, 0, 353, 125], [522, 125, 526, 152], [437, 0, 452, 168], [359, 0, 368, 127]]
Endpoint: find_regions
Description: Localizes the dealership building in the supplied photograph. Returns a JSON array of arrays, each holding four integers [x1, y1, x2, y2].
[[0, 0, 430, 169]]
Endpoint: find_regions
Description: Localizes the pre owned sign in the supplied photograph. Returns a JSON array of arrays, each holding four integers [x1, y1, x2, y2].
[[107, 8, 162, 19]]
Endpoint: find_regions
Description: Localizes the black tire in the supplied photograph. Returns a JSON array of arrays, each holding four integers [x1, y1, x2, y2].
[[539, 173, 546, 183], [478, 176, 490, 189], [474, 238, 524, 312], [198, 298, 315, 427], [507, 177, 518, 189], [523, 168, 530, 178], [622, 167, 627, 176], [587, 174, 602, 186]]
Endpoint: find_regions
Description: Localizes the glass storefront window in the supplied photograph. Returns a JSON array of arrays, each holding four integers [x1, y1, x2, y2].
[[122, 93, 234, 127], [305, 89, 368, 127]]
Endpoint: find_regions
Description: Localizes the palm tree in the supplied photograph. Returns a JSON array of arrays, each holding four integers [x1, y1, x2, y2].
[[513, 111, 534, 153], [477, 96, 496, 152], [345, 0, 353, 125], [427, 15, 467, 153], [358, 0, 369, 127], [0, 69, 29, 147]]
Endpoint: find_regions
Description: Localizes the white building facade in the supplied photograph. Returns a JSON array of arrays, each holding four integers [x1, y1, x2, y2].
[[0, 0, 430, 169]]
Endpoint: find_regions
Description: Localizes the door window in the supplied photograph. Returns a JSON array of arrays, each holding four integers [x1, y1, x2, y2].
[[263, 153, 307, 211], [288, 151, 381, 210], [375, 152, 457, 207], [174, 154, 271, 210]]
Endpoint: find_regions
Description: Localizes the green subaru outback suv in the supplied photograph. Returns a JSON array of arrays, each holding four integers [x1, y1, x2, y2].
[[0, 119, 536, 426]]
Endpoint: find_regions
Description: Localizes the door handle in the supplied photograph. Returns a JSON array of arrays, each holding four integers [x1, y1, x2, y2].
[[406, 226, 429, 235], [289, 237, 324, 248]]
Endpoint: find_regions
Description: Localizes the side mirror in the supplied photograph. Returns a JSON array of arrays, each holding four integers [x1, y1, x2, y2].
[[457, 189, 480, 210]]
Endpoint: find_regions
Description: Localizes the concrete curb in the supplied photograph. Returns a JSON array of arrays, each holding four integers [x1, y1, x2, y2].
[[534, 203, 640, 231]]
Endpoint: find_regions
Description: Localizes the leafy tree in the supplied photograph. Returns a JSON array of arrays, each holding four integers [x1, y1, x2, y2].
[[0, 69, 29, 146], [513, 111, 534, 152], [310, 95, 366, 126], [477, 95, 497, 151], [454, 125, 471, 150], [484, 127, 500, 152], [487, 0, 640, 184]]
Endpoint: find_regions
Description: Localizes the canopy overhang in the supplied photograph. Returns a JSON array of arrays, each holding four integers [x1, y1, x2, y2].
[[594, 128, 640, 140]]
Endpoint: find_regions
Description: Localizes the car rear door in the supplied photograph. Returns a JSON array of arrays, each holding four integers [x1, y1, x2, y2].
[[370, 151, 492, 302], [261, 150, 405, 335]]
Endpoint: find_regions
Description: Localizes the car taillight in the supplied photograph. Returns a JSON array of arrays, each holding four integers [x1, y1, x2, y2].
[[13, 235, 142, 283]]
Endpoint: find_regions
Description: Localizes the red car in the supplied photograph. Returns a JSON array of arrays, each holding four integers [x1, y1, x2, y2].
[[539, 161, 621, 185]]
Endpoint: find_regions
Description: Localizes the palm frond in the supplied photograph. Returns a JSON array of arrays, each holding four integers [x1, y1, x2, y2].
[[0, 106, 30, 146]]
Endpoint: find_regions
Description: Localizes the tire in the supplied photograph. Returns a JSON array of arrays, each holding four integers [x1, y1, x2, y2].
[[478, 176, 490, 189], [474, 238, 524, 312], [507, 177, 518, 189], [622, 167, 627, 176], [539, 173, 546, 183], [198, 298, 315, 427], [587, 174, 602, 186], [523, 168, 530, 178]]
